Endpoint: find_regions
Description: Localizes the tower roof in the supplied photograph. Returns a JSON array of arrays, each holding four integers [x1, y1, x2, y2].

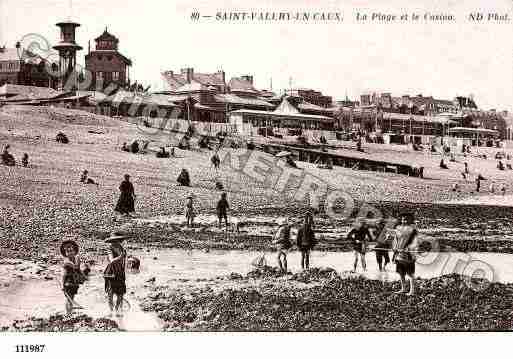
[[55, 21, 81, 28], [95, 28, 119, 43]]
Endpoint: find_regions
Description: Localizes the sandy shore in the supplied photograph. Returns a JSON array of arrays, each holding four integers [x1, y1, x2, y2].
[[2, 105, 513, 331]]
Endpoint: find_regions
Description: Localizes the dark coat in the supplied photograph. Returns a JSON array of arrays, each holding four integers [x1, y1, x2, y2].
[[297, 225, 316, 251], [115, 180, 135, 214]]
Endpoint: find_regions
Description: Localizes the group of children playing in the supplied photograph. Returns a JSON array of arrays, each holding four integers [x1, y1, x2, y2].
[[61, 232, 129, 317], [61, 211, 419, 317], [184, 192, 230, 228], [271, 212, 419, 296]]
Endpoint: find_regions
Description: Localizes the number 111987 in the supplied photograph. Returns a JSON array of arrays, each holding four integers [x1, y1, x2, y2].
[[16, 345, 46, 353]]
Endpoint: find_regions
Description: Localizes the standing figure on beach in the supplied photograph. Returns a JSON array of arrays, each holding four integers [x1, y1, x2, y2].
[[216, 192, 230, 228], [374, 221, 392, 272], [392, 213, 418, 296], [475, 173, 485, 193], [104, 232, 128, 317], [211, 153, 220, 169], [115, 174, 136, 217], [185, 194, 195, 227], [22, 153, 29, 167], [297, 212, 316, 270], [347, 220, 373, 272], [60, 240, 85, 315], [272, 218, 292, 273], [177, 168, 191, 186]]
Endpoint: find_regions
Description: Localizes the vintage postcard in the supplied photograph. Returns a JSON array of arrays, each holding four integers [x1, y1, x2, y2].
[[0, 0, 512, 352]]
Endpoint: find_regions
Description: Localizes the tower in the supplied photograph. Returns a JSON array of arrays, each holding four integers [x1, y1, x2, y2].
[[53, 21, 82, 90]]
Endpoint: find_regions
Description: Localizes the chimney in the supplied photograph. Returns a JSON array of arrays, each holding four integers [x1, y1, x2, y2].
[[180, 67, 194, 83], [217, 70, 226, 84]]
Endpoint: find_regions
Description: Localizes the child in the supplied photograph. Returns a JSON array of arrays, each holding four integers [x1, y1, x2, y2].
[[217, 192, 229, 228], [80, 170, 99, 185], [374, 220, 392, 272], [60, 240, 85, 315], [272, 218, 292, 273], [297, 212, 316, 270], [392, 212, 418, 296], [104, 232, 128, 317], [185, 195, 195, 227], [347, 219, 373, 272]]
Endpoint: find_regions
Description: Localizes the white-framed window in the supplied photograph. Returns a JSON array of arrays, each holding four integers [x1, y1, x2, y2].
[[96, 71, 103, 80], [113, 71, 119, 81], [8, 62, 15, 70]]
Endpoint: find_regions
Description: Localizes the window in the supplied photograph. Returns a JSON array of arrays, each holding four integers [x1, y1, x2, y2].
[[113, 71, 119, 81], [98, 55, 103, 60], [96, 71, 103, 80], [9, 62, 15, 70], [107, 55, 113, 61]]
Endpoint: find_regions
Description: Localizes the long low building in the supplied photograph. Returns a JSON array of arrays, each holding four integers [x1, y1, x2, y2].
[[229, 97, 335, 139]]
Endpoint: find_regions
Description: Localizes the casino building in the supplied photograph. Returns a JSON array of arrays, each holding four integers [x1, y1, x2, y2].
[[85, 28, 132, 91]]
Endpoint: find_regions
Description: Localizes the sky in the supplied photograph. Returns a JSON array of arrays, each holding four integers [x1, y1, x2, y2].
[[1, 0, 512, 111]]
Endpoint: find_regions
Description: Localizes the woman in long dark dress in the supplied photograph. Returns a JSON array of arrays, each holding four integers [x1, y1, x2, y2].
[[115, 174, 136, 216]]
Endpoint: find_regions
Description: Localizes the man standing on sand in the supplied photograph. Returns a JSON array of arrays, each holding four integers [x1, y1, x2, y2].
[[392, 212, 418, 296]]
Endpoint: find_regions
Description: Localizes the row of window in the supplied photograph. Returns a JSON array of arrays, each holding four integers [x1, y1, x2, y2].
[[96, 71, 121, 81], [96, 55, 114, 61], [0, 62, 18, 71]]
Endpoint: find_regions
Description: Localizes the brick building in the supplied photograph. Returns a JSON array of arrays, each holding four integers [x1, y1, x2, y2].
[[85, 28, 132, 90], [286, 88, 333, 108], [0, 43, 57, 88]]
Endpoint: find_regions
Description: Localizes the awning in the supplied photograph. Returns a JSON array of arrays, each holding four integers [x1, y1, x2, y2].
[[448, 127, 498, 134]]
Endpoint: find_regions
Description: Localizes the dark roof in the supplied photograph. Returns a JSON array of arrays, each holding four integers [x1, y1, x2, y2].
[[100, 90, 178, 107], [161, 71, 225, 91], [214, 93, 275, 108], [0, 84, 65, 102], [95, 29, 119, 43], [85, 50, 132, 65]]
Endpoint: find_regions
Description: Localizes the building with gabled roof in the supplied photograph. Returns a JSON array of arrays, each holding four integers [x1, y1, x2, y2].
[[0, 43, 58, 88], [85, 28, 132, 91]]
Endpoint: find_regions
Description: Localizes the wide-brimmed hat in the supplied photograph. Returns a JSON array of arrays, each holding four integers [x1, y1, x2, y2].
[[105, 231, 128, 243], [60, 240, 79, 257]]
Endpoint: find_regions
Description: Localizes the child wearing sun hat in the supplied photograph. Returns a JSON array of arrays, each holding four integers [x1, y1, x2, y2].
[[60, 239, 85, 315], [104, 231, 128, 317]]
